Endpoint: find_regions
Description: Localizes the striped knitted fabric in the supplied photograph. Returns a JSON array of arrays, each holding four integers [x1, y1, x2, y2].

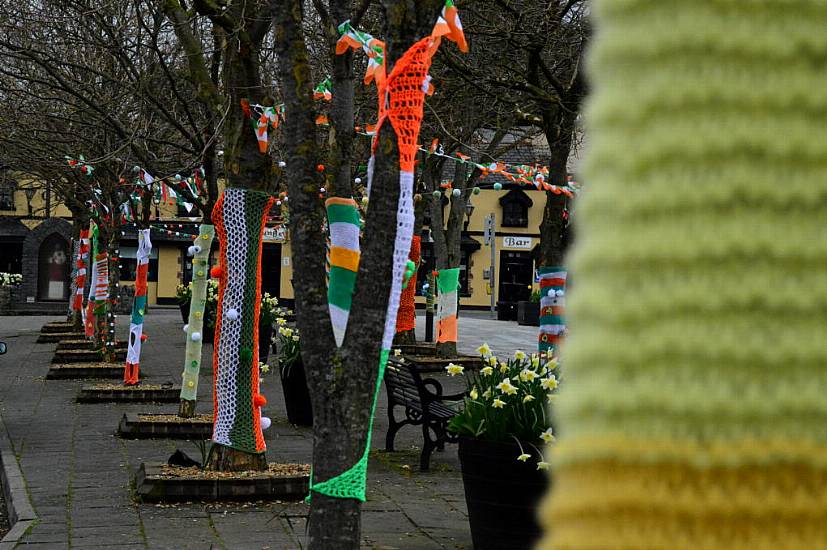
[[326, 198, 361, 347], [180, 225, 215, 404], [72, 229, 89, 312], [124, 229, 151, 385], [436, 268, 460, 344], [212, 188, 275, 454], [539, 1, 827, 548], [396, 235, 421, 333], [538, 267, 566, 354], [84, 222, 98, 339]]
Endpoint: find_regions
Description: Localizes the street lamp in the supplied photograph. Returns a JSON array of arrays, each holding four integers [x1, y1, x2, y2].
[[464, 201, 475, 231]]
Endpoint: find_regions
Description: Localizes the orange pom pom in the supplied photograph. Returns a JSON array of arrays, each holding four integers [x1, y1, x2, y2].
[[316, 164, 325, 172], [140, 334, 148, 342], [210, 266, 223, 278], [253, 394, 267, 408]]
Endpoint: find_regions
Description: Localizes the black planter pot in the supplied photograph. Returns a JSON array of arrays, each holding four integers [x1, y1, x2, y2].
[[497, 301, 518, 321], [258, 323, 272, 365], [517, 301, 540, 326], [279, 359, 313, 427], [458, 437, 548, 550]]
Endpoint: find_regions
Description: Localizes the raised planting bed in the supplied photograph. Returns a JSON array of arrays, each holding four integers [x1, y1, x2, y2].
[[77, 384, 181, 404], [118, 413, 213, 440], [52, 348, 126, 364], [39, 321, 75, 334], [402, 354, 483, 373], [46, 362, 124, 380], [37, 331, 85, 344], [135, 462, 310, 502], [56, 339, 126, 352], [394, 343, 436, 356]]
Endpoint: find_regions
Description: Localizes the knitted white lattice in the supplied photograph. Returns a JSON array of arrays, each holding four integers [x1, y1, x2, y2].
[[382, 170, 415, 349], [213, 189, 248, 446]]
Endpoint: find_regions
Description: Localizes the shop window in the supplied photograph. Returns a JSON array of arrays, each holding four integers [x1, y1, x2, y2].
[[119, 246, 159, 282], [499, 188, 533, 228], [416, 238, 477, 297]]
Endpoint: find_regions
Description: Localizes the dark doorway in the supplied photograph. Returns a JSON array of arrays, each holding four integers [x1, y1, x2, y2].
[[497, 250, 533, 320], [0, 239, 22, 274], [37, 233, 70, 301], [261, 244, 282, 299]]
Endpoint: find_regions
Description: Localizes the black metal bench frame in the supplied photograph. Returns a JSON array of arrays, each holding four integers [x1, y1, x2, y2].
[[384, 357, 465, 471]]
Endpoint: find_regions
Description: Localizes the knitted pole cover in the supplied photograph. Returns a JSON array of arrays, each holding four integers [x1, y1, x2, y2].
[[211, 189, 275, 454], [395, 235, 421, 334], [124, 229, 152, 385], [92, 251, 109, 349], [84, 222, 98, 339], [72, 229, 89, 313], [436, 268, 460, 344], [538, 267, 566, 355], [67, 238, 80, 320], [180, 224, 215, 403], [326, 198, 361, 347], [539, 2, 827, 548], [309, 37, 432, 503]]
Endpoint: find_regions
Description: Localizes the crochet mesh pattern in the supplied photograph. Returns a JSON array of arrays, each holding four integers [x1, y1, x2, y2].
[[212, 188, 274, 454], [538, 267, 566, 354], [396, 235, 421, 333], [539, 1, 827, 547]]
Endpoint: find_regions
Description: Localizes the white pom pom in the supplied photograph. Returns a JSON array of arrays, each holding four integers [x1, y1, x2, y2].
[[260, 416, 272, 430], [452, 188, 461, 197], [190, 332, 201, 342], [556, 289, 565, 297], [226, 308, 239, 321], [182, 324, 189, 332], [354, 177, 362, 184], [319, 187, 326, 193], [278, 161, 286, 168], [187, 246, 197, 256], [422, 283, 430, 290]]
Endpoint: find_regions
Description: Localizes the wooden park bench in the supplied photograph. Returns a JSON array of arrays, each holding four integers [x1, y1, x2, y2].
[[384, 357, 465, 471]]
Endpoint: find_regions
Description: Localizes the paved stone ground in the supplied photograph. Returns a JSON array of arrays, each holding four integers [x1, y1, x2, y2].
[[0, 310, 536, 549]]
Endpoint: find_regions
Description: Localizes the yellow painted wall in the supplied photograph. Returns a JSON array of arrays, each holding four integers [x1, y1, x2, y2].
[[280, 243, 295, 300], [156, 246, 182, 300], [119, 281, 159, 305]]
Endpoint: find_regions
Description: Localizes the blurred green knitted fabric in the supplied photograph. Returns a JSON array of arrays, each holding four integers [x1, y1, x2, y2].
[[540, 1, 827, 548]]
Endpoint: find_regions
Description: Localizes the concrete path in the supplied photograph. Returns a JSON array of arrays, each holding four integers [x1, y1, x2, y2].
[[0, 310, 536, 549]]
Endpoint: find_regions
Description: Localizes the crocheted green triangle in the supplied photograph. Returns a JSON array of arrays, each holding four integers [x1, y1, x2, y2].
[[307, 348, 390, 502]]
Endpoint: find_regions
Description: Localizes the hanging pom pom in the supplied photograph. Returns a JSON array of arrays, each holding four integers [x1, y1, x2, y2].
[[210, 266, 223, 278], [278, 160, 286, 168], [319, 187, 326, 194], [253, 394, 267, 407], [187, 245, 197, 256], [432, 190, 441, 198], [555, 289, 565, 297], [140, 334, 148, 342], [182, 324, 189, 333], [316, 164, 325, 172], [493, 182, 503, 191], [226, 308, 239, 321], [354, 177, 362, 184], [473, 186, 481, 195], [260, 416, 272, 430], [190, 332, 201, 342], [452, 188, 461, 197]]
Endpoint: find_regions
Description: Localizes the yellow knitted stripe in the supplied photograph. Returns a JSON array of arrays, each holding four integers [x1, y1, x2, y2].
[[539, 459, 827, 550]]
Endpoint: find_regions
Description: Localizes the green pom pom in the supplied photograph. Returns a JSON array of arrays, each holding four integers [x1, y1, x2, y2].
[[406, 260, 416, 272], [432, 190, 441, 197], [473, 186, 481, 195], [493, 183, 502, 191], [191, 360, 198, 368], [240, 347, 253, 364]]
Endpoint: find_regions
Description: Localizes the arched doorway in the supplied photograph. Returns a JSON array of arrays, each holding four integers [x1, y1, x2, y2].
[[38, 233, 70, 301]]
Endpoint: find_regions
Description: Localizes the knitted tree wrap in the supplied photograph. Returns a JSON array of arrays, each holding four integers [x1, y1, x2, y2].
[[212, 188, 275, 454], [180, 224, 215, 402], [84, 222, 99, 339], [540, 1, 827, 548], [68, 237, 80, 319], [72, 229, 89, 312], [124, 229, 151, 385], [436, 268, 460, 344], [396, 235, 421, 333], [326, 198, 361, 347], [538, 267, 566, 354]]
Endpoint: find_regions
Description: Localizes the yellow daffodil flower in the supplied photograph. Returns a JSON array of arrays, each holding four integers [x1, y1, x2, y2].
[[522, 394, 535, 403], [476, 343, 492, 357], [536, 461, 550, 470], [540, 428, 555, 443], [492, 398, 505, 408], [487, 355, 498, 366], [499, 362, 509, 373], [469, 387, 479, 400], [545, 359, 559, 370], [445, 363, 464, 376], [519, 369, 538, 383], [260, 364, 270, 374], [496, 379, 518, 396], [393, 348, 402, 356], [514, 350, 526, 361], [482, 389, 492, 399], [480, 366, 494, 376], [531, 355, 540, 368], [541, 375, 559, 391], [517, 453, 530, 462]]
